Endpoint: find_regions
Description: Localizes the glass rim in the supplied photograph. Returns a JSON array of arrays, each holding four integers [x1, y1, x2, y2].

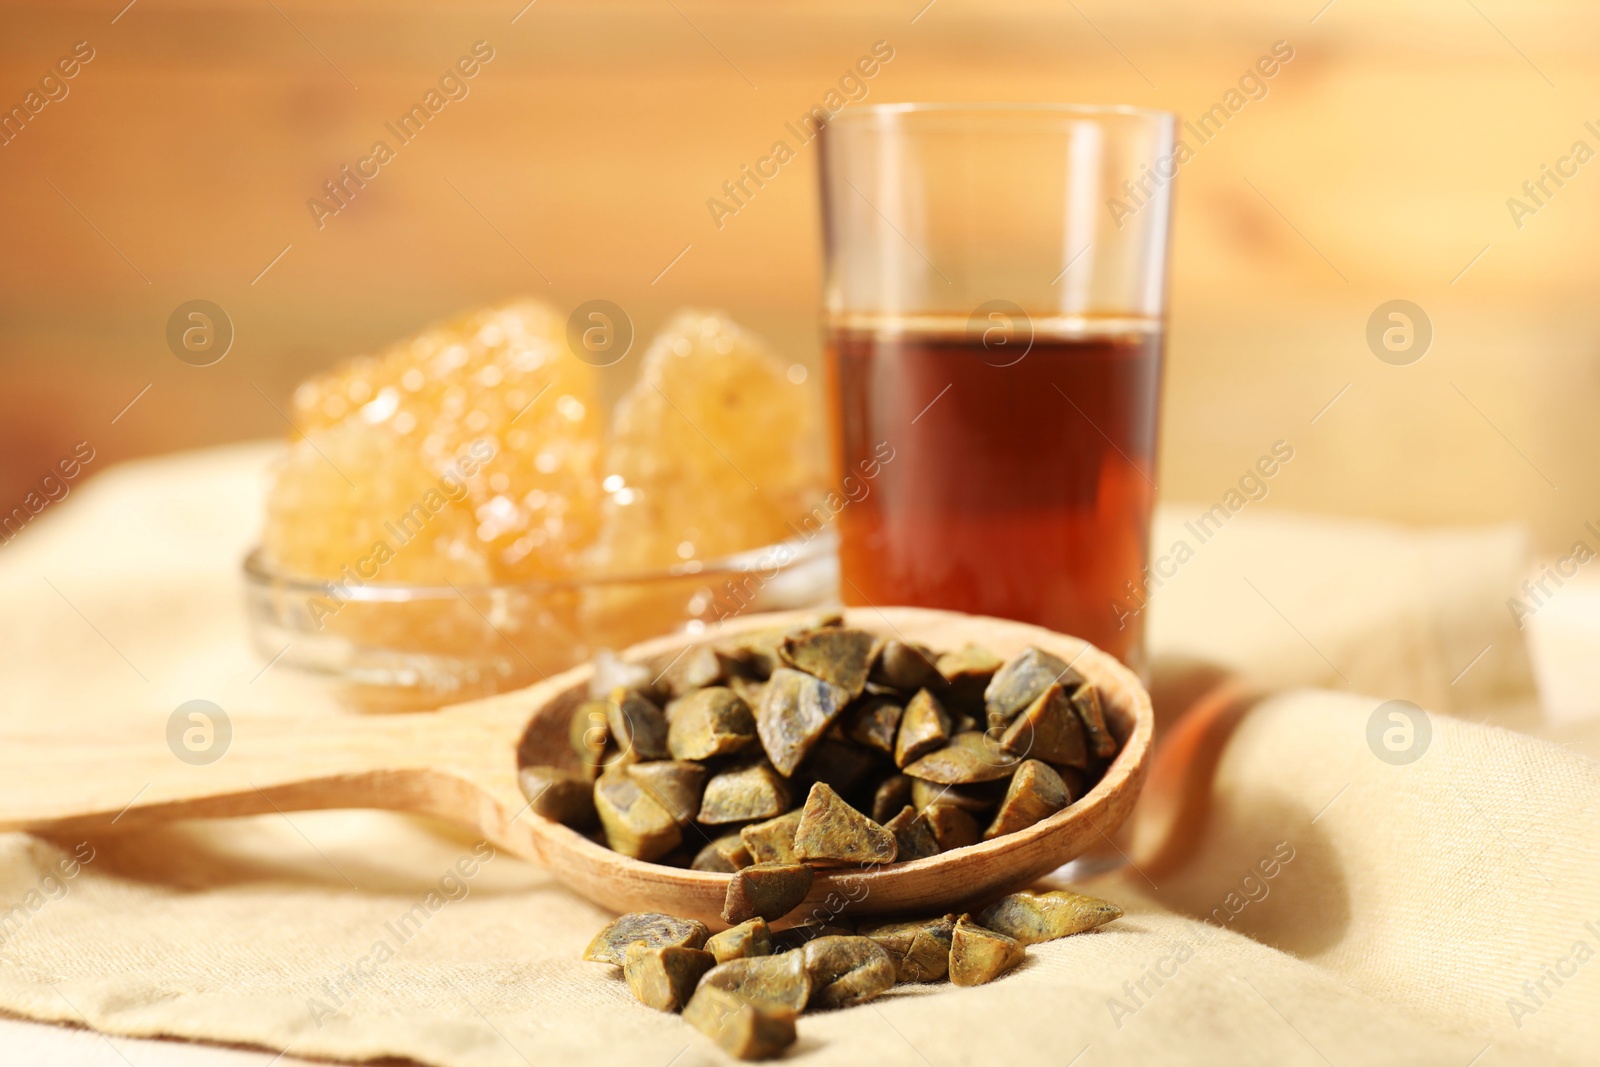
[[242, 529, 838, 602], [829, 101, 1176, 126]]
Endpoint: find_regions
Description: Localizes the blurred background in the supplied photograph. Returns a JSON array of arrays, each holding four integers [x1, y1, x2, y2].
[[1, 0, 1595, 549]]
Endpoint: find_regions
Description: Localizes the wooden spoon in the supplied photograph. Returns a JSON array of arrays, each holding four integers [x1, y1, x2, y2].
[[0, 607, 1151, 926]]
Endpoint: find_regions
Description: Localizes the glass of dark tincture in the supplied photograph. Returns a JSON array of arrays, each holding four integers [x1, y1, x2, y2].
[[817, 104, 1175, 673]]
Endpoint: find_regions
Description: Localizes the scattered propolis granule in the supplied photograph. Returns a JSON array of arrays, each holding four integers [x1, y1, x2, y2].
[[593, 309, 823, 576], [263, 299, 603, 585]]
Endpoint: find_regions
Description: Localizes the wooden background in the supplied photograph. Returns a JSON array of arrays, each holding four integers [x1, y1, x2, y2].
[[2, 0, 1596, 550]]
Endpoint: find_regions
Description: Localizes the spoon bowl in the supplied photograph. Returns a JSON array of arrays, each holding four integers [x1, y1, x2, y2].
[[0, 607, 1151, 927]]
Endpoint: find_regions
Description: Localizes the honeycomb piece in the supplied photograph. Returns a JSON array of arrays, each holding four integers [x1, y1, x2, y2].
[[593, 310, 822, 576], [263, 299, 603, 584], [261, 418, 491, 585]]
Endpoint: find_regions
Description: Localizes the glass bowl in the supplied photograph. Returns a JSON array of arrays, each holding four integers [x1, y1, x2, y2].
[[243, 533, 839, 712]]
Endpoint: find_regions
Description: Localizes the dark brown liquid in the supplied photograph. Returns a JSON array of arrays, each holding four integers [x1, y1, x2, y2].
[[828, 319, 1162, 669]]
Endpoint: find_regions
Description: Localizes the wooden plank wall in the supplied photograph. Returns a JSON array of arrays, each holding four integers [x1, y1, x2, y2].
[[1, 0, 1595, 549]]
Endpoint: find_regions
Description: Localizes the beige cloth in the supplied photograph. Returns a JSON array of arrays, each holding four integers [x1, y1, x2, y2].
[[1146, 507, 1537, 714], [0, 445, 1594, 1066]]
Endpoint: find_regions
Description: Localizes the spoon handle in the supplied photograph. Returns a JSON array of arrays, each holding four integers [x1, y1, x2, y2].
[[1127, 678, 1263, 878], [0, 709, 510, 835]]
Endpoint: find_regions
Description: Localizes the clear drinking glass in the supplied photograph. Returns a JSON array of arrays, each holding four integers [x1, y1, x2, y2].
[[818, 103, 1176, 673]]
